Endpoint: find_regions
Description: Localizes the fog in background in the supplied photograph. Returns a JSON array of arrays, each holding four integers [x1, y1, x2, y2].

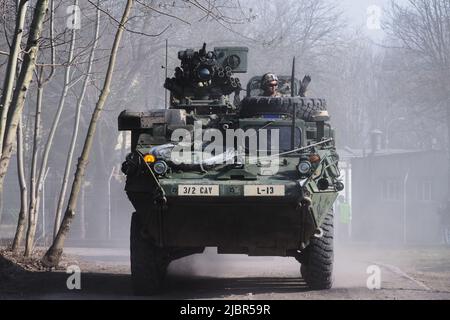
[[0, 0, 449, 275]]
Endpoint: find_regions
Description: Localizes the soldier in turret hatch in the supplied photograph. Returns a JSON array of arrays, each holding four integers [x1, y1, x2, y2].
[[261, 73, 282, 97]]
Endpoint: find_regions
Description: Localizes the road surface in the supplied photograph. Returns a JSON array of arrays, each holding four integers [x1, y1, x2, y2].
[[1, 245, 449, 299]]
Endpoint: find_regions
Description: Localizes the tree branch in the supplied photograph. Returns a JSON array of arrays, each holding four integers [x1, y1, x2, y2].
[[87, 0, 172, 37]]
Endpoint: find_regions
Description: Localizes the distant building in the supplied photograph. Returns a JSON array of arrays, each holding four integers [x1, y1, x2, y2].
[[350, 148, 447, 244]]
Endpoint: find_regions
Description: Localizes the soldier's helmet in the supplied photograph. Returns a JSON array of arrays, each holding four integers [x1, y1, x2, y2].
[[261, 73, 279, 89]]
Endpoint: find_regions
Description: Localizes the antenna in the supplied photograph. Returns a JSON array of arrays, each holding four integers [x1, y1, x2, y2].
[[291, 56, 296, 150], [291, 56, 296, 97], [165, 39, 168, 109]]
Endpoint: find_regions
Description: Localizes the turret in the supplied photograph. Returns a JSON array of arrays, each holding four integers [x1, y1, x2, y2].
[[164, 43, 248, 106]]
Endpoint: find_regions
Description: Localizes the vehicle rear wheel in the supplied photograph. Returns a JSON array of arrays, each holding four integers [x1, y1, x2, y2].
[[300, 210, 334, 290], [130, 212, 169, 295]]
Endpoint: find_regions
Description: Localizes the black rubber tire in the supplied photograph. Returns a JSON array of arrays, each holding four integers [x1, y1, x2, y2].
[[239, 96, 326, 121], [300, 210, 334, 290], [130, 212, 168, 295]]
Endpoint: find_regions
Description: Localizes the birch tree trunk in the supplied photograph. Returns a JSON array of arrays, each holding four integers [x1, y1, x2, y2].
[[25, 0, 76, 254], [24, 71, 45, 256], [11, 116, 27, 253], [0, 0, 29, 225], [42, 0, 135, 267], [54, 3, 100, 238], [0, 0, 29, 155], [80, 182, 86, 239], [26, 0, 55, 249], [0, 0, 49, 222]]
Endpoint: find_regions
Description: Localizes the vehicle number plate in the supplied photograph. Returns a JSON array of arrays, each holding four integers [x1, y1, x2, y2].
[[244, 185, 285, 196], [178, 185, 219, 196]]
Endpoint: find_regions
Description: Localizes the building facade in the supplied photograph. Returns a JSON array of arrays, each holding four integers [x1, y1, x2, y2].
[[351, 150, 447, 244]]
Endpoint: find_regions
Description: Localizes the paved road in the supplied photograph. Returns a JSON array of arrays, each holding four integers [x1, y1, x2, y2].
[[3, 245, 446, 300]]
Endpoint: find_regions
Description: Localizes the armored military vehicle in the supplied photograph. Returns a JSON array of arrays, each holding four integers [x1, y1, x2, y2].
[[118, 43, 343, 295]]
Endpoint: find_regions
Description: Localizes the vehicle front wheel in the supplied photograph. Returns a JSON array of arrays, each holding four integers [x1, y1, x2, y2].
[[300, 210, 334, 290], [130, 212, 168, 295]]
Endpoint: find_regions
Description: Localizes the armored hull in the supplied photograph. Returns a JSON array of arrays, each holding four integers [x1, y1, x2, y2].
[[119, 44, 342, 295]]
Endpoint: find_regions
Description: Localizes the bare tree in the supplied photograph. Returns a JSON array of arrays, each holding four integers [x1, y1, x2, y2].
[[0, 0, 49, 223], [42, 0, 135, 267], [54, 1, 100, 238], [0, 0, 29, 155], [236, 0, 346, 74], [324, 36, 392, 149], [11, 116, 27, 253], [385, 0, 450, 193], [24, 0, 56, 253], [25, 0, 77, 256], [0, 0, 29, 224]]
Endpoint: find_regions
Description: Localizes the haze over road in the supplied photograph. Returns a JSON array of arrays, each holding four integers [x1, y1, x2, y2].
[[2, 245, 448, 300]]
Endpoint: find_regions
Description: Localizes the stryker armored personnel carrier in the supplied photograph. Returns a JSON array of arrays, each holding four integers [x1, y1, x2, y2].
[[118, 43, 343, 295]]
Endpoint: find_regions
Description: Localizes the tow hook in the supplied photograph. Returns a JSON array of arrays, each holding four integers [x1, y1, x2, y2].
[[154, 195, 167, 206], [314, 227, 324, 238], [153, 193, 167, 247], [300, 196, 312, 209]]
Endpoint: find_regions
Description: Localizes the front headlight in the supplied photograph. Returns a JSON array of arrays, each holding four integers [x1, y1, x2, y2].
[[153, 160, 168, 175], [298, 161, 312, 176]]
